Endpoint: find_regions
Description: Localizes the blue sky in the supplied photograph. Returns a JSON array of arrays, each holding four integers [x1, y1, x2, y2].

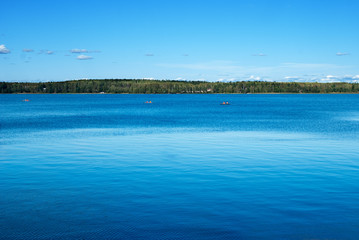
[[1, 0, 358, 82]]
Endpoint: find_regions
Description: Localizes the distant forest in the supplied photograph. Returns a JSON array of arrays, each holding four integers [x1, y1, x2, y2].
[[1, 79, 359, 94]]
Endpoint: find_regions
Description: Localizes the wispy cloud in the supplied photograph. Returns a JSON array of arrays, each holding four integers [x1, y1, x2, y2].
[[0, 44, 10, 54], [38, 49, 54, 55], [159, 61, 347, 74], [23, 49, 34, 52], [282, 74, 359, 83], [71, 49, 89, 53], [319, 75, 359, 83], [336, 52, 350, 56], [252, 53, 267, 56], [319, 75, 341, 82], [215, 76, 269, 82], [278, 62, 346, 70], [159, 60, 353, 82], [341, 75, 359, 81], [77, 54, 93, 60], [158, 61, 241, 71], [284, 76, 302, 81], [145, 53, 154, 56]]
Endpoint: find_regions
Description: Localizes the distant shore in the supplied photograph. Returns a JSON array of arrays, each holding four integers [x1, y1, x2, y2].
[[6, 92, 359, 95], [1, 79, 358, 94]]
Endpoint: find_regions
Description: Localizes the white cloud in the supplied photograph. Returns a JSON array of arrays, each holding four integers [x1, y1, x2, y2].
[[307, 74, 359, 83], [71, 49, 89, 53], [0, 44, 10, 54], [248, 75, 262, 81], [77, 55, 93, 60], [46, 51, 54, 55], [158, 60, 353, 82], [319, 75, 339, 82], [23, 49, 34, 52], [336, 52, 350, 56], [216, 78, 239, 82], [284, 74, 359, 83], [336, 75, 359, 82]]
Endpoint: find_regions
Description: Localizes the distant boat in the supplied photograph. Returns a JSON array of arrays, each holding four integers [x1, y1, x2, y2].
[[23, 99, 30, 102], [220, 101, 230, 105], [145, 101, 152, 104]]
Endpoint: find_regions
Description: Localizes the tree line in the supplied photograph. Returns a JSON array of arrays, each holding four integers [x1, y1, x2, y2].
[[1, 79, 359, 94]]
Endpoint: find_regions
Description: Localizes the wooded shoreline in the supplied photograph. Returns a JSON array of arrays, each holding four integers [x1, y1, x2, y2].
[[1, 79, 359, 94]]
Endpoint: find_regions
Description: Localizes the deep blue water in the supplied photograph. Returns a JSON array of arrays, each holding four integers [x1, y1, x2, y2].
[[1, 94, 359, 239]]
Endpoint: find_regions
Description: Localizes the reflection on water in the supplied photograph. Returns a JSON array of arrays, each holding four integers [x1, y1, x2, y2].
[[1, 94, 359, 239]]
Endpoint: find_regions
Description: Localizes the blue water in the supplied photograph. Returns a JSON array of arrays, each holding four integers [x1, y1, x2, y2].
[[1, 94, 359, 239]]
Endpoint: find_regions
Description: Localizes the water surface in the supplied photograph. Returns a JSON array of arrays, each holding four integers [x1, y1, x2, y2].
[[1, 94, 359, 239]]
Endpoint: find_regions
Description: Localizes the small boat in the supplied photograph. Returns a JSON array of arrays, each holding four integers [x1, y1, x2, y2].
[[220, 101, 230, 105], [145, 101, 152, 104], [23, 99, 30, 102]]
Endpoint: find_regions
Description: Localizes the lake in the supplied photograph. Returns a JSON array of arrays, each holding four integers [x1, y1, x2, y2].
[[1, 94, 359, 239]]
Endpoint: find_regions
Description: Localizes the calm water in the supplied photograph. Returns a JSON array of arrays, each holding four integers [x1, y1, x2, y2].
[[1, 94, 359, 239]]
